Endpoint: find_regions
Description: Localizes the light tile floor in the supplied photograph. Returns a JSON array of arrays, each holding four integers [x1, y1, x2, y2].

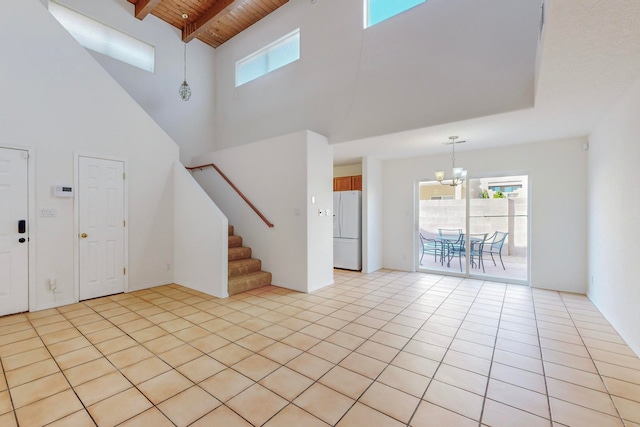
[[1, 269, 640, 426]]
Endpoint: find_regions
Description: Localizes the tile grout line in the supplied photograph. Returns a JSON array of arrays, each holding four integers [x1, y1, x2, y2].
[[0, 356, 19, 427], [556, 292, 627, 425], [327, 274, 449, 426], [405, 276, 488, 426], [256, 271, 445, 426], [476, 281, 508, 427], [23, 306, 101, 426], [2, 272, 639, 426]]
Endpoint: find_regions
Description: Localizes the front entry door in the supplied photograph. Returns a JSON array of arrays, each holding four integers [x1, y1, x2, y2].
[[0, 147, 29, 316], [78, 156, 125, 300]]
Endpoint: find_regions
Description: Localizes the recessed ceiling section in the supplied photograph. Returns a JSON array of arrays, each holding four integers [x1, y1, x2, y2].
[[127, 0, 289, 48]]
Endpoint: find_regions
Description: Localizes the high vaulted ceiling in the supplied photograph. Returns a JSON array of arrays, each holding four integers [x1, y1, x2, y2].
[[127, 0, 288, 48]]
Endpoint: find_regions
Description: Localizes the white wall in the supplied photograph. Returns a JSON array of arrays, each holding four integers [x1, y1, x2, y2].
[[307, 133, 334, 292], [2, 0, 181, 310], [191, 131, 334, 293], [173, 164, 228, 298], [213, 0, 539, 148], [363, 157, 383, 273], [50, 0, 217, 165], [588, 77, 640, 356], [382, 138, 588, 293]]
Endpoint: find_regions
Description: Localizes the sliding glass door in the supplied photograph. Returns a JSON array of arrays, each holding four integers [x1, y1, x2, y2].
[[417, 181, 467, 274], [417, 174, 529, 284]]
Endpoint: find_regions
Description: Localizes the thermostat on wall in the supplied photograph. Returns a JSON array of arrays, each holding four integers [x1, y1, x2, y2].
[[53, 186, 74, 198]]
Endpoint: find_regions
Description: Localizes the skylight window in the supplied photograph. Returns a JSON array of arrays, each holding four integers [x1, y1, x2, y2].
[[364, 0, 425, 28], [49, 2, 155, 73], [235, 29, 300, 87]]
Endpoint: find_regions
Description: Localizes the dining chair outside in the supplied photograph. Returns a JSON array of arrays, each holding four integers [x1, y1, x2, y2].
[[420, 233, 444, 264], [468, 233, 488, 272], [438, 228, 463, 241], [447, 233, 466, 272], [484, 231, 509, 270]]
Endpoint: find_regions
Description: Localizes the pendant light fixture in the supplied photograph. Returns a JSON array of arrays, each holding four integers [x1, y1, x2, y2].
[[178, 10, 191, 101], [435, 136, 467, 187]]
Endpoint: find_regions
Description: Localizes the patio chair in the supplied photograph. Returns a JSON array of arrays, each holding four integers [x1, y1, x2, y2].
[[468, 233, 488, 272], [484, 231, 509, 270], [420, 233, 445, 265], [446, 233, 465, 271], [438, 228, 463, 241]]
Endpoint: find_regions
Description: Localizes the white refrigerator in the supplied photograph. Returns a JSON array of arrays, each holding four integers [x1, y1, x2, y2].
[[333, 191, 362, 270]]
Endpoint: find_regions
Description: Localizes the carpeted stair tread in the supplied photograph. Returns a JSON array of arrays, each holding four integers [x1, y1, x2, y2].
[[228, 258, 262, 277], [228, 271, 272, 296], [228, 235, 242, 248], [228, 246, 251, 261]]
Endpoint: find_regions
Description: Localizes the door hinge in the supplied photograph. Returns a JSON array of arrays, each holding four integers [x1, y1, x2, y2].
[[123, 172, 126, 180], [123, 220, 126, 227], [123, 267, 126, 275]]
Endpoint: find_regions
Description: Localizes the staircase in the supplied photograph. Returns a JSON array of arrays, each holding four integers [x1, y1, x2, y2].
[[227, 225, 272, 296]]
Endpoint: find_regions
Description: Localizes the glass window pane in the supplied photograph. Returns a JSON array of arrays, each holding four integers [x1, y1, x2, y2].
[[418, 181, 466, 274], [268, 33, 300, 71], [237, 54, 268, 86], [367, 0, 425, 28], [468, 175, 528, 282], [49, 2, 154, 73], [235, 29, 300, 87]]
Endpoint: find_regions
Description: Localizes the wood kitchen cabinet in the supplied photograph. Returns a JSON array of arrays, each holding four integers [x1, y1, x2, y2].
[[333, 175, 362, 191]]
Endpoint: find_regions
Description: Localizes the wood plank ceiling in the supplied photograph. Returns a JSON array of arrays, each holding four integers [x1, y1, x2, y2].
[[127, 0, 289, 48]]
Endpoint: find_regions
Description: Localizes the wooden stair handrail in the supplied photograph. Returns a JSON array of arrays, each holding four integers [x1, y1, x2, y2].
[[186, 163, 275, 228]]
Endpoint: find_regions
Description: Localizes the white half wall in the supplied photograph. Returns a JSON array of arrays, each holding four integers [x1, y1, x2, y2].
[[191, 131, 334, 293], [173, 164, 228, 298], [382, 138, 588, 293], [363, 157, 383, 273], [588, 77, 640, 356], [1, 0, 180, 310], [307, 133, 334, 292]]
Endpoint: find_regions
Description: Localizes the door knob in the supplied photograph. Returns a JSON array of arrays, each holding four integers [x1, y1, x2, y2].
[[18, 238, 26, 243], [80, 233, 88, 238]]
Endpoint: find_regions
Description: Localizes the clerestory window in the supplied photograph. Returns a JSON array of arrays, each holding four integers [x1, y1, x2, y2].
[[364, 0, 426, 28], [235, 29, 300, 87], [49, 2, 155, 73]]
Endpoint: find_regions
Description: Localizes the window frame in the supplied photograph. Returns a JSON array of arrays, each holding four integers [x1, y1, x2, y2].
[[48, 1, 155, 73], [235, 28, 300, 87]]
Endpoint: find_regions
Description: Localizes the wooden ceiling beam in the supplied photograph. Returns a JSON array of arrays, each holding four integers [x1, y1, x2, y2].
[[182, 0, 235, 43], [132, 0, 163, 20]]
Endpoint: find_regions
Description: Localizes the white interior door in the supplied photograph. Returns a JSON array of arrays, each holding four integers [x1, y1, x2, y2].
[[79, 157, 125, 300], [0, 147, 29, 316]]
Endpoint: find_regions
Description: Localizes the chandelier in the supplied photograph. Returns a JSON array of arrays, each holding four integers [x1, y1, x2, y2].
[[179, 11, 191, 101], [435, 136, 467, 187], [179, 41, 191, 101]]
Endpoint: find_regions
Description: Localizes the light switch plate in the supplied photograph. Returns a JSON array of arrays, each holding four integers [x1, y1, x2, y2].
[[40, 208, 57, 217]]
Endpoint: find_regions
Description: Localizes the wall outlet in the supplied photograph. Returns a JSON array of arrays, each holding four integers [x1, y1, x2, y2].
[[49, 277, 56, 291]]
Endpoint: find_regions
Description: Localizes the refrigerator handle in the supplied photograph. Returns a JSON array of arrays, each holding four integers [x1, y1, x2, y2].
[[339, 196, 343, 237]]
